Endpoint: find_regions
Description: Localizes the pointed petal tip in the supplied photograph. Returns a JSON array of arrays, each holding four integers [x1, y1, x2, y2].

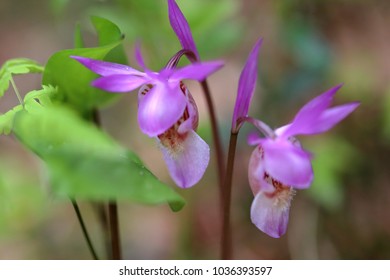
[[70, 55, 90, 65]]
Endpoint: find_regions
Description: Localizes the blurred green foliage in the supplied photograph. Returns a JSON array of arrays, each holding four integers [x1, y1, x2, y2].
[[0, 159, 47, 236], [42, 16, 126, 112], [1, 16, 186, 216], [13, 105, 185, 211], [50, 0, 242, 66], [307, 136, 358, 211], [0, 58, 44, 97]]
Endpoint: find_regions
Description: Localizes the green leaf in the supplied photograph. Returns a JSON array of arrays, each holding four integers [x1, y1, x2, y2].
[[0, 105, 23, 135], [1, 85, 59, 135], [91, 16, 128, 64], [24, 85, 58, 107], [91, 16, 123, 47], [46, 148, 185, 211], [0, 159, 47, 235], [0, 58, 44, 97], [43, 17, 128, 112], [13, 106, 185, 211], [42, 44, 121, 111]]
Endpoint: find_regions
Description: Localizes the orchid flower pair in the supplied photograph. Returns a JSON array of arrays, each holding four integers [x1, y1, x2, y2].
[[232, 39, 359, 238], [72, 0, 219, 189]]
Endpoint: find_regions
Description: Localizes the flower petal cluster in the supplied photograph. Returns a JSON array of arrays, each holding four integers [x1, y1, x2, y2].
[[247, 86, 359, 237], [71, 49, 223, 188], [233, 40, 359, 238], [71, 53, 222, 137]]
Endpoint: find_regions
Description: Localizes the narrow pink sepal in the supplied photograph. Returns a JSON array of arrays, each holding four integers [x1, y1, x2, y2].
[[92, 74, 148, 92], [232, 38, 263, 132], [281, 84, 344, 138], [170, 61, 224, 82], [70, 56, 142, 76], [167, 0, 199, 60]]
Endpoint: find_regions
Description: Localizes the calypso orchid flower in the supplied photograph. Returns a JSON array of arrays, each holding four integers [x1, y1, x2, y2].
[[233, 39, 360, 238], [71, 47, 223, 188]]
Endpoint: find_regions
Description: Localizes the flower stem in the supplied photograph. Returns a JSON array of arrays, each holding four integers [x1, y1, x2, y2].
[[71, 199, 99, 260], [221, 132, 238, 260], [93, 203, 111, 259], [108, 202, 121, 260], [91, 110, 111, 259], [10, 76, 24, 108], [200, 80, 225, 198]]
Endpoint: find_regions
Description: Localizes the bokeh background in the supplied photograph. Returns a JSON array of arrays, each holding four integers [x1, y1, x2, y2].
[[0, 0, 388, 259]]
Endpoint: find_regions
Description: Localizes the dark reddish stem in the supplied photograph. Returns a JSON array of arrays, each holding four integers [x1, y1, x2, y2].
[[108, 202, 121, 260], [71, 199, 99, 260], [221, 132, 238, 259]]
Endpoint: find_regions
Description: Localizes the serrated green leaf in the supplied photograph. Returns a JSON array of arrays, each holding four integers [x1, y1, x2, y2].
[[0, 58, 44, 97], [13, 106, 185, 211], [1, 85, 60, 135], [0, 105, 23, 135], [24, 85, 58, 107]]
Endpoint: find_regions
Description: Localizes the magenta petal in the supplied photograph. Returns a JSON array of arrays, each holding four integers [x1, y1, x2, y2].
[[251, 191, 290, 238], [170, 61, 224, 82], [160, 130, 210, 188], [232, 38, 263, 132], [282, 84, 343, 138], [137, 84, 186, 137], [70, 56, 142, 76], [92, 74, 148, 92], [307, 102, 360, 134], [262, 139, 313, 188], [167, 0, 199, 60]]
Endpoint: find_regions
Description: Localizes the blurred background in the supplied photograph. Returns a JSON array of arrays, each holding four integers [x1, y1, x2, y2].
[[0, 0, 389, 259]]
